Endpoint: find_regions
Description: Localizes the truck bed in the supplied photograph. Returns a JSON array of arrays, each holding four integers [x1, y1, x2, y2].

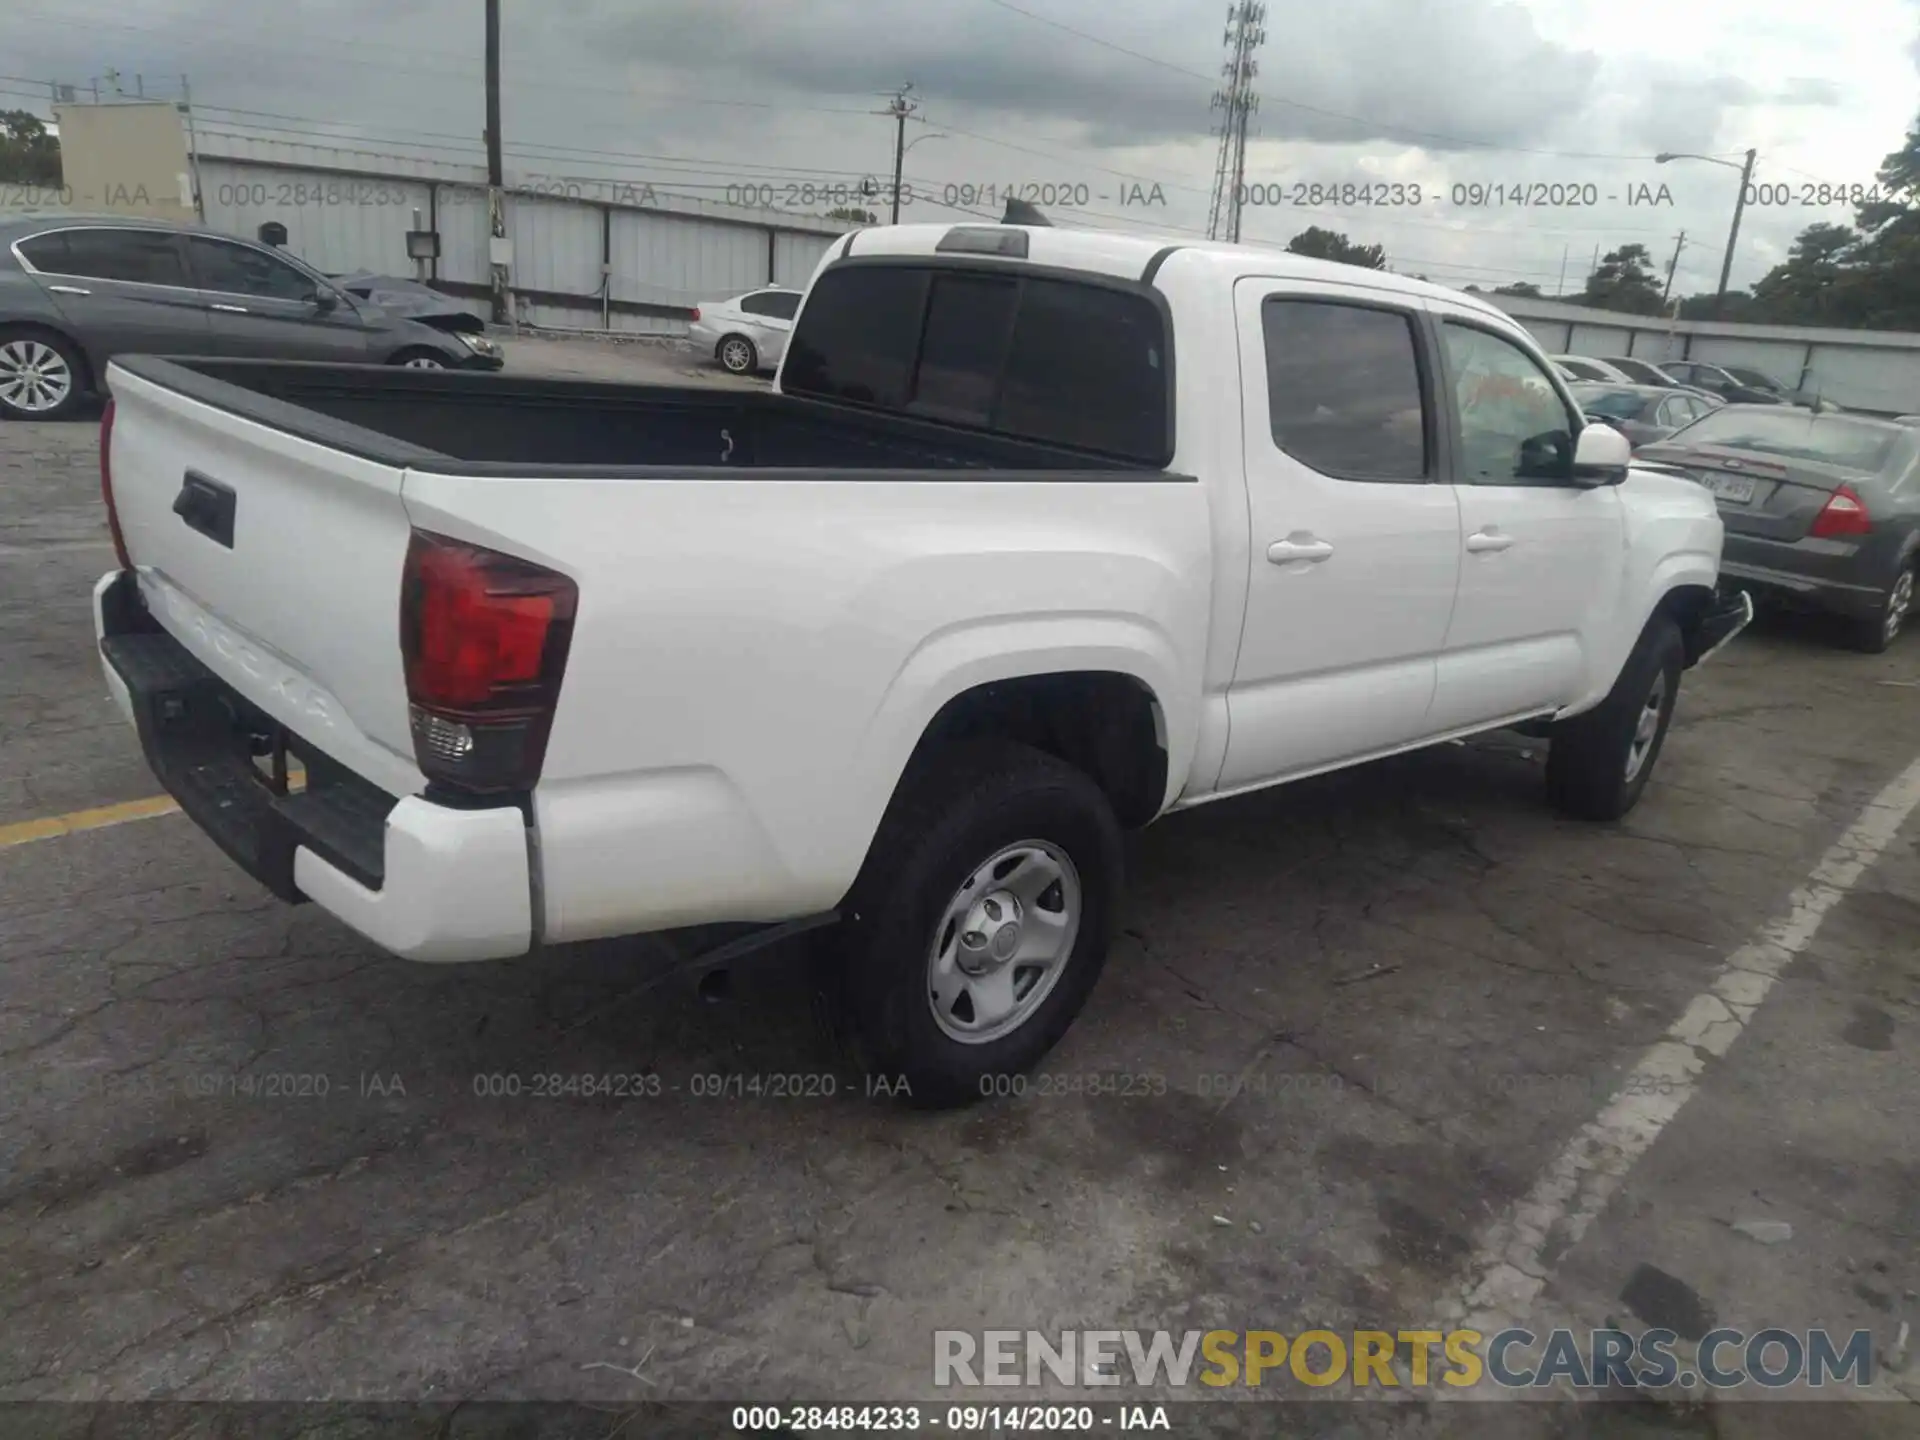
[[111, 356, 1165, 477]]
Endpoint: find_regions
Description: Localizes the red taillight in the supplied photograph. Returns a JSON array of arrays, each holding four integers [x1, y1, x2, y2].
[[400, 531, 577, 794], [99, 397, 133, 571], [1810, 484, 1872, 538], [691, 306, 701, 322]]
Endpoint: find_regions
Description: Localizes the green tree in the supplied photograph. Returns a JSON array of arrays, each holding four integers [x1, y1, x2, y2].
[[0, 110, 61, 185], [1579, 244, 1664, 314], [826, 205, 876, 225], [1838, 114, 1920, 329], [1675, 290, 1761, 321], [1493, 281, 1542, 297], [1748, 223, 1863, 325], [1285, 226, 1387, 269]]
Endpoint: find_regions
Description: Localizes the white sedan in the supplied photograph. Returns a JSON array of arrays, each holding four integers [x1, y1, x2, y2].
[[686, 287, 803, 375]]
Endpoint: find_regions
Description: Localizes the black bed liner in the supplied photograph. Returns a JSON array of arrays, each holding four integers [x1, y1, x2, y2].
[[110, 355, 1193, 483]]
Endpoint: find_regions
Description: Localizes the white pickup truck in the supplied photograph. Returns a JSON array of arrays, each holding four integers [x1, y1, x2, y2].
[[93, 222, 1750, 1105]]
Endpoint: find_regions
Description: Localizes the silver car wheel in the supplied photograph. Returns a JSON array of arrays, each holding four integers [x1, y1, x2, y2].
[[1624, 670, 1667, 783], [719, 337, 755, 374], [0, 339, 74, 413], [1886, 567, 1915, 643], [926, 840, 1081, 1045], [402, 355, 446, 370]]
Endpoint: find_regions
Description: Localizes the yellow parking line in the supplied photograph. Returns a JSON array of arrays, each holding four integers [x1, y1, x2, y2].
[[0, 767, 308, 853], [0, 794, 181, 850]]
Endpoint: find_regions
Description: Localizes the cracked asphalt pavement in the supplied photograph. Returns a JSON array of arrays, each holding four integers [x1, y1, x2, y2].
[[2, 340, 1917, 1435]]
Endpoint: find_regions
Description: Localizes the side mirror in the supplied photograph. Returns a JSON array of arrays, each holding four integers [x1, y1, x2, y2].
[[1571, 421, 1631, 486], [308, 288, 338, 314]]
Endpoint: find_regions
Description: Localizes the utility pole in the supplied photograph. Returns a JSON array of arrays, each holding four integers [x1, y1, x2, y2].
[[875, 84, 917, 224], [484, 0, 510, 325], [179, 74, 205, 221], [1712, 149, 1758, 319], [1206, 3, 1265, 243], [1661, 230, 1686, 304], [1557, 243, 1569, 297]]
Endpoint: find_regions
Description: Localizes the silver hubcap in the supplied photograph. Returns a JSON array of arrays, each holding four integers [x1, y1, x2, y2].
[[927, 841, 1081, 1045], [0, 339, 73, 412], [721, 340, 752, 371], [1885, 568, 1913, 642], [1625, 671, 1667, 783], [402, 356, 445, 369]]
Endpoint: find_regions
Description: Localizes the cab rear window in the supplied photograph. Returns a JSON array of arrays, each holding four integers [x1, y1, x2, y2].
[[781, 262, 1172, 466]]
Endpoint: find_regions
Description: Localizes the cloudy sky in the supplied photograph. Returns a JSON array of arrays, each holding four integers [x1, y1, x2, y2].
[[2, 0, 1916, 297]]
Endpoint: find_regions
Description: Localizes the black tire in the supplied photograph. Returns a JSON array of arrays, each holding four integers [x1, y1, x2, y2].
[[1546, 615, 1683, 821], [716, 334, 758, 375], [388, 347, 450, 369], [1841, 558, 1915, 654], [0, 326, 88, 420], [826, 740, 1123, 1110]]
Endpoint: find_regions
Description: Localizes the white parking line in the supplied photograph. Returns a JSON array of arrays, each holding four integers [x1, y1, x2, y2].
[[1443, 752, 1920, 1336]]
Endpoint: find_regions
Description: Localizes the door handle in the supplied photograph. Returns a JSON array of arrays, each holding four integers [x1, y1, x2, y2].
[[45, 284, 92, 296], [210, 303, 249, 314], [1466, 529, 1515, 553], [1267, 537, 1334, 564]]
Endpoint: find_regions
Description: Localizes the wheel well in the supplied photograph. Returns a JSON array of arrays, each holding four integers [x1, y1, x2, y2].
[[1656, 583, 1717, 667], [386, 345, 444, 364], [716, 332, 754, 354], [0, 321, 96, 394], [908, 672, 1168, 829]]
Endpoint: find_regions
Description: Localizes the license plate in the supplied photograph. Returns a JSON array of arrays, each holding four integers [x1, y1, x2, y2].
[[1703, 474, 1756, 503]]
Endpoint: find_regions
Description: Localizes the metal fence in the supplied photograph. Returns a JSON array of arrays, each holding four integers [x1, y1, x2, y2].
[[1486, 295, 1920, 415], [186, 133, 847, 336]]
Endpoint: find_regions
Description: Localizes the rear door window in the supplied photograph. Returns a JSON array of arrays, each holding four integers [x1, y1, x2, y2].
[[781, 262, 1171, 464], [740, 290, 801, 320], [1260, 298, 1429, 480], [20, 228, 189, 287]]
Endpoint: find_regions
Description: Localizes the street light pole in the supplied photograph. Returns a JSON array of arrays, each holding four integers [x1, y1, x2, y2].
[[1655, 148, 1756, 321]]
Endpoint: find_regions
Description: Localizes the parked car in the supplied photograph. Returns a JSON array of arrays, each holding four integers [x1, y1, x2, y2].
[[1658, 361, 1806, 406], [686, 286, 803, 375], [91, 223, 1749, 1104], [0, 215, 502, 420], [1636, 405, 1920, 652], [1549, 354, 1633, 383], [1593, 355, 1684, 388], [1571, 382, 1718, 449]]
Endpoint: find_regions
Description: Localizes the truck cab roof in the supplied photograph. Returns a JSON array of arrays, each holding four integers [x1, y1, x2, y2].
[[839, 222, 1510, 320]]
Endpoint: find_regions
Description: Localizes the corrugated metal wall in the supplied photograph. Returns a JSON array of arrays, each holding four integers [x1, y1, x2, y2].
[[1564, 324, 1636, 355], [185, 139, 846, 337]]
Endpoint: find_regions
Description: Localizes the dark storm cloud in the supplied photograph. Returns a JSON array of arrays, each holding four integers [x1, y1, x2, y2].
[[576, 0, 1610, 153]]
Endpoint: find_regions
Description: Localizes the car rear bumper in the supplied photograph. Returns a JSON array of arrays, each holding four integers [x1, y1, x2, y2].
[[94, 569, 532, 962], [1719, 535, 1886, 618]]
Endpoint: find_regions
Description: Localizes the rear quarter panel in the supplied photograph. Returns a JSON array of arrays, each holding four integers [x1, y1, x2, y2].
[[400, 470, 1214, 943]]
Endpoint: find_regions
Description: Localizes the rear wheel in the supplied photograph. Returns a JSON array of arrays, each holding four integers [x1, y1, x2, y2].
[[717, 335, 758, 375], [1546, 616, 1683, 821], [1843, 560, 1915, 654], [0, 329, 85, 420], [825, 740, 1122, 1110]]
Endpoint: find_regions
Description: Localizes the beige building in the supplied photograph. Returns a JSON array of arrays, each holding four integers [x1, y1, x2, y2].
[[48, 100, 199, 222]]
